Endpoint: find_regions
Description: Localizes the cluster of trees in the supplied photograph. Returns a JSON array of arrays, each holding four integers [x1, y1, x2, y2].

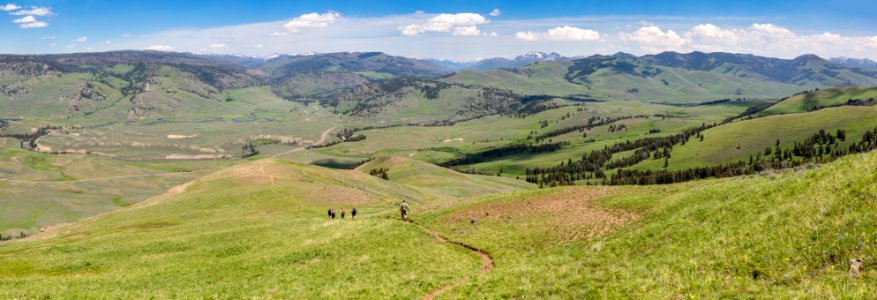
[[336, 128, 366, 141], [241, 143, 259, 158], [806, 98, 876, 112], [523, 122, 717, 186], [368, 168, 390, 180], [609, 126, 877, 185], [0, 232, 29, 241], [0, 125, 81, 151], [441, 141, 569, 167], [533, 114, 650, 142]]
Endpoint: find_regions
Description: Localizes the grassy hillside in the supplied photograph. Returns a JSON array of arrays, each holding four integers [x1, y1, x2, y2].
[[631, 105, 877, 171], [761, 86, 877, 116], [420, 151, 877, 298], [0, 146, 229, 234], [2, 149, 875, 298], [356, 156, 532, 198], [444, 59, 806, 103], [0, 158, 530, 298]]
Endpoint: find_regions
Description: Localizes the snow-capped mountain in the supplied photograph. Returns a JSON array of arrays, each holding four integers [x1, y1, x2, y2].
[[829, 57, 877, 69], [431, 51, 571, 71]]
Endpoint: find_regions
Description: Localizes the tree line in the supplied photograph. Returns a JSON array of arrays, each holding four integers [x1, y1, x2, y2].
[[608, 126, 877, 185]]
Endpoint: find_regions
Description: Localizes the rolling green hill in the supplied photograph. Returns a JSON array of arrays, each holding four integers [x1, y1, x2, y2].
[[0, 158, 529, 298], [629, 104, 877, 172], [760, 86, 877, 116], [2, 150, 875, 298]]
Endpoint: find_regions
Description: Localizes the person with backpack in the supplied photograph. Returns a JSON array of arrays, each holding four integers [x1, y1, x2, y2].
[[341, 209, 346, 219], [327, 208, 333, 219], [351, 207, 357, 220], [400, 200, 410, 221]]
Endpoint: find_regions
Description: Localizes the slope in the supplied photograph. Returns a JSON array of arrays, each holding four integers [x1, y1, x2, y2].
[[356, 156, 533, 199], [0, 158, 530, 298], [760, 86, 877, 116], [420, 150, 877, 298], [630, 105, 877, 171]]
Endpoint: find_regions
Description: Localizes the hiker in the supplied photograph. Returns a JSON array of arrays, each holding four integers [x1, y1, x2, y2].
[[341, 209, 346, 219], [327, 208, 333, 219], [400, 200, 410, 221], [331, 208, 336, 219], [351, 207, 357, 219]]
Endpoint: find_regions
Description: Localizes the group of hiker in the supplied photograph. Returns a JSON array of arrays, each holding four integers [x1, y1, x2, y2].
[[327, 207, 357, 219], [326, 200, 412, 221]]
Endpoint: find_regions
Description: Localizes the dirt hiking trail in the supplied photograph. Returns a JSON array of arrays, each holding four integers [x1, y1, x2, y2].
[[410, 221, 493, 300]]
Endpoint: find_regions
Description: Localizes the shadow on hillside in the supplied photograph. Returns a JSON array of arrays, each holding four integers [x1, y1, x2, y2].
[[312, 159, 362, 170]]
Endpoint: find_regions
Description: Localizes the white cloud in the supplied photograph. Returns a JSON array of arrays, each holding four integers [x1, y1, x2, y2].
[[146, 44, 173, 51], [868, 36, 877, 49], [19, 20, 46, 28], [12, 15, 33, 23], [453, 26, 481, 36], [269, 31, 288, 36], [10, 6, 52, 16], [620, 25, 686, 52], [12, 15, 47, 28], [76, 36, 88, 42], [209, 43, 227, 49], [401, 13, 488, 36], [489, 9, 501, 17], [516, 26, 600, 41], [489, 31, 498, 37], [284, 11, 340, 33], [684, 23, 739, 52], [1, 3, 20, 11], [255, 44, 263, 48], [65, 44, 74, 49], [104, 41, 111, 45], [121, 33, 131, 38], [40, 35, 55, 39]]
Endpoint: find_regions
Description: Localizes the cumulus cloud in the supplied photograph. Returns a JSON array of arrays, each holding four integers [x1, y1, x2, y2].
[[76, 36, 88, 42], [9, 6, 52, 16], [684, 23, 739, 52], [489, 9, 501, 17], [868, 36, 877, 49], [146, 44, 173, 51], [209, 43, 227, 49], [12, 15, 33, 23], [268, 31, 288, 37], [1, 3, 20, 11], [516, 26, 600, 41], [19, 20, 46, 28], [283, 11, 340, 33], [12, 15, 47, 28], [617, 23, 877, 59], [619, 25, 686, 52], [400, 13, 488, 36]]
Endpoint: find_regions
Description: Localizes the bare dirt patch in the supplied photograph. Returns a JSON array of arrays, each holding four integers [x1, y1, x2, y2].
[[448, 187, 638, 242]]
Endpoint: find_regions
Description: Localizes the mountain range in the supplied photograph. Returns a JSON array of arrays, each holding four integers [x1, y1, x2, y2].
[[3, 50, 877, 120]]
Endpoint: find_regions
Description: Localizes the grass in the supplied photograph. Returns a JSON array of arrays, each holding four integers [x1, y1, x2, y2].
[[0, 147, 230, 234], [631, 105, 877, 171], [761, 86, 877, 116], [1, 152, 875, 298], [0, 158, 530, 298], [419, 151, 877, 298]]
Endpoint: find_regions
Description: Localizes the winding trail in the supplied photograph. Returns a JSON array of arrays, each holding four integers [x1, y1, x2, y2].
[[0, 172, 194, 184], [271, 126, 337, 158], [410, 221, 493, 300]]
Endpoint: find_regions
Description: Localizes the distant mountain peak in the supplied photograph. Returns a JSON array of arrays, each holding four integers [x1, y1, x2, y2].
[[829, 57, 877, 69], [515, 51, 564, 62]]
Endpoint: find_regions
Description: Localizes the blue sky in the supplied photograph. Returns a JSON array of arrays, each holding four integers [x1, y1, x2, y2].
[[3, 0, 877, 60]]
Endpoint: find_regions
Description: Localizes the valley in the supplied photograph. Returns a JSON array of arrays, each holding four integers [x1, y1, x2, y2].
[[1, 48, 876, 298]]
